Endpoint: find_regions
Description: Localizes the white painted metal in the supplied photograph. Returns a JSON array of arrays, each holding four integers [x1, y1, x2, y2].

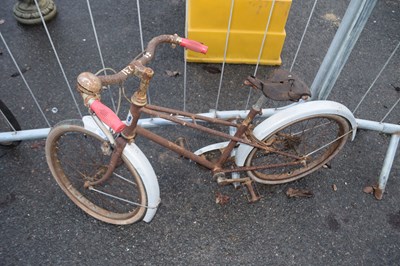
[[0, 128, 50, 142], [194, 141, 230, 156], [229, 123, 241, 186], [235, 100, 358, 174], [357, 119, 400, 134], [122, 141, 161, 223], [311, 0, 377, 100], [377, 134, 400, 193], [82, 116, 160, 223]]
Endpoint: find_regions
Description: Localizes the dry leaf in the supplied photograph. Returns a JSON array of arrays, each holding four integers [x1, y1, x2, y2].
[[322, 163, 331, 169], [11, 66, 30, 77], [30, 140, 45, 149], [286, 187, 313, 198], [203, 66, 221, 74], [322, 13, 340, 27], [215, 192, 230, 205], [363, 186, 374, 194], [390, 84, 400, 93], [165, 70, 180, 77], [332, 184, 337, 191]]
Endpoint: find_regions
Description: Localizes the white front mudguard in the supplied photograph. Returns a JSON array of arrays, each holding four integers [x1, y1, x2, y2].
[[82, 116, 160, 223], [235, 100, 357, 170]]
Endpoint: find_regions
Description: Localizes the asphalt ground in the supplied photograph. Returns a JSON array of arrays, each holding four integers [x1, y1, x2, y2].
[[1, 0, 399, 265]]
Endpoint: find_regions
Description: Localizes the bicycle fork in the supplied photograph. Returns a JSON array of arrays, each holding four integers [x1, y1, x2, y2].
[[84, 137, 127, 188]]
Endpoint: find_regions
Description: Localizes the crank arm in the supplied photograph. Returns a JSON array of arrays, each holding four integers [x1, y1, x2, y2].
[[216, 176, 261, 203]]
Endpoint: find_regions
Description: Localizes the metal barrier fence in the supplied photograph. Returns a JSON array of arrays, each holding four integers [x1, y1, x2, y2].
[[0, 0, 399, 197]]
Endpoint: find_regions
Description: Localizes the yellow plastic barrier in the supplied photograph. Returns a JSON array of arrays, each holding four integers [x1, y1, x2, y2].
[[186, 0, 292, 65]]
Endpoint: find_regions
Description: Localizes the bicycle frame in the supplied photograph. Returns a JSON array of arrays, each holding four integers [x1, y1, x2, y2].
[[118, 95, 306, 177]]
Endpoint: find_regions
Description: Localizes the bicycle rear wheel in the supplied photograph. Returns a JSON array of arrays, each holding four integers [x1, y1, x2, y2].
[[245, 114, 350, 184], [45, 120, 147, 225], [0, 99, 21, 149]]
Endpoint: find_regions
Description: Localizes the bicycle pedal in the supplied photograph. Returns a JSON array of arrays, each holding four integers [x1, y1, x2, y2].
[[213, 172, 226, 183], [242, 179, 261, 203]]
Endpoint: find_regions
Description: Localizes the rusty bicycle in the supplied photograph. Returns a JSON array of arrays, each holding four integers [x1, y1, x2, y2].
[[45, 34, 357, 225]]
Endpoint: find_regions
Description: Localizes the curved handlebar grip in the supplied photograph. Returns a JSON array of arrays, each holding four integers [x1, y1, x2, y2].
[[180, 38, 208, 54], [90, 100, 126, 133]]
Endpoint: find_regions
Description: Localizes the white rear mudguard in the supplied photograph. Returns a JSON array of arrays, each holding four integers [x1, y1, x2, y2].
[[235, 100, 357, 174], [82, 116, 160, 223]]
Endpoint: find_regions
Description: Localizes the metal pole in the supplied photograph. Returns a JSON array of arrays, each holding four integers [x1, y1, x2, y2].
[[374, 134, 400, 200], [0, 128, 50, 142], [3, 111, 400, 143], [356, 119, 400, 134], [310, 0, 377, 100]]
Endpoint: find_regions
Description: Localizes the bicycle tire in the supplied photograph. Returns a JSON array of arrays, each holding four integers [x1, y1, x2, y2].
[[45, 119, 148, 225], [245, 114, 350, 184], [0, 99, 21, 149]]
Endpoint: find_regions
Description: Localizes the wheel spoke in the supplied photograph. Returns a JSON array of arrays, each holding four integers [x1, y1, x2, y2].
[[305, 129, 353, 157], [113, 172, 137, 186], [46, 122, 147, 224], [60, 156, 107, 183], [88, 186, 147, 208], [245, 115, 350, 184]]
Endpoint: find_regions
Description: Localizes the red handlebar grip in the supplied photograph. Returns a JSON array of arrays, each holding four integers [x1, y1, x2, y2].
[[90, 100, 126, 133], [180, 38, 208, 54]]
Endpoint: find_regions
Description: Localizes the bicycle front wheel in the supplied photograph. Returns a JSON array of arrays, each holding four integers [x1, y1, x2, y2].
[[0, 99, 21, 149], [245, 114, 350, 184], [45, 120, 147, 225]]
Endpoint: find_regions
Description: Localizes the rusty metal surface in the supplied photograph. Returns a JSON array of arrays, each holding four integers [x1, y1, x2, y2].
[[219, 160, 306, 174], [98, 35, 181, 86], [146, 104, 238, 127], [84, 137, 127, 187], [216, 176, 260, 202], [136, 126, 216, 170], [136, 104, 307, 176], [141, 106, 302, 160]]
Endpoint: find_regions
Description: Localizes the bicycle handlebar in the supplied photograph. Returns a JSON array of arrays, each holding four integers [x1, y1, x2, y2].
[[97, 34, 207, 86], [77, 34, 207, 132], [89, 100, 126, 133], [179, 38, 208, 54]]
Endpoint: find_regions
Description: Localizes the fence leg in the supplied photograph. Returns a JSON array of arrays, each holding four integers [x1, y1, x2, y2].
[[374, 134, 400, 200]]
